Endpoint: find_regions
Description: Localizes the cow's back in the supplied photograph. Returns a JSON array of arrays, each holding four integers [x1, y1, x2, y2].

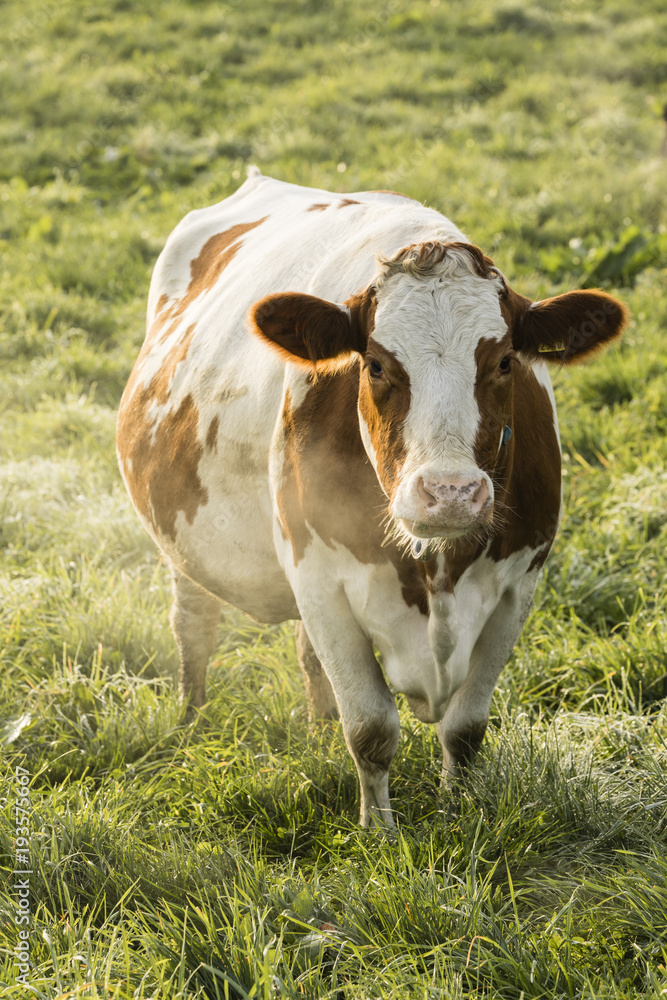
[[116, 172, 464, 620]]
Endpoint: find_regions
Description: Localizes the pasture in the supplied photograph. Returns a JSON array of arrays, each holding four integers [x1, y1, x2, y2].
[[1, 0, 667, 996]]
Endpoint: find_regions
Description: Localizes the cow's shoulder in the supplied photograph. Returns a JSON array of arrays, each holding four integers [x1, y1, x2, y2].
[[276, 361, 377, 563], [275, 363, 430, 615]]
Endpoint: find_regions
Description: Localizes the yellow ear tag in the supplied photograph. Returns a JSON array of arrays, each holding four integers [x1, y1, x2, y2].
[[538, 341, 566, 353]]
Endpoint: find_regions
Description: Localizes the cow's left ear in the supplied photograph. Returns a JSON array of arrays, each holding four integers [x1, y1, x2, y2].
[[249, 288, 374, 367], [513, 289, 628, 364]]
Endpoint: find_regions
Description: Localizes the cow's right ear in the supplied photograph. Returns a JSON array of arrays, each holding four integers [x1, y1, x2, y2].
[[249, 288, 375, 367]]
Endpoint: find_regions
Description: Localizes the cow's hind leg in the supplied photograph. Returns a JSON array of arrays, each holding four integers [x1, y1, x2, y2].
[[169, 566, 222, 719], [295, 621, 339, 723]]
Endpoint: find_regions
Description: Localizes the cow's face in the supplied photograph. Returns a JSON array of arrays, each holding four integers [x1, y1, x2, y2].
[[356, 244, 515, 543], [250, 241, 627, 547]]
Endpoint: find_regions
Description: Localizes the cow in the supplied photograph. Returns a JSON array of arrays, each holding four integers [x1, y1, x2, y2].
[[116, 168, 627, 827]]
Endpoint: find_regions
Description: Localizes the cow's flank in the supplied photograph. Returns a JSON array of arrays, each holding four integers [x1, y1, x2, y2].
[[121, 390, 207, 543], [118, 218, 268, 539]]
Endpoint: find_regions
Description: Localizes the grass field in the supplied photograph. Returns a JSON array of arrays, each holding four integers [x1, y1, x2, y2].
[[2, 0, 667, 996]]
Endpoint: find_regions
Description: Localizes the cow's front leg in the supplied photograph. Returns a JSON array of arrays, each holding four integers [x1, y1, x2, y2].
[[169, 565, 222, 718], [345, 697, 400, 828], [300, 605, 399, 828], [436, 585, 530, 785], [295, 621, 339, 723], [438, 706, 488, 782]]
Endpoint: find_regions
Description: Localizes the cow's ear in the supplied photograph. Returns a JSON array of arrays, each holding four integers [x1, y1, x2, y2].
[[513, 289, 628, 364], [249, 290, 370, 367]]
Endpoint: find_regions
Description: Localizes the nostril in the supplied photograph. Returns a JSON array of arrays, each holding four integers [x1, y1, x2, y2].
[[471, 478, 490, 510], [417, 477, 439, 508]]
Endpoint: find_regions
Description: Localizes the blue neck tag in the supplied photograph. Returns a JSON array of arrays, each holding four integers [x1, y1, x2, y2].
[[502, 424, 512, 447], [411, 538, 431, 560]]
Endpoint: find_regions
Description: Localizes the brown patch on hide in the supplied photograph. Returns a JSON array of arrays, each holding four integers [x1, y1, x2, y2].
[[206, 415, 219, 452], [400, 570, 430, 616], [483, 280, 626, 569], [473, 334, 515, 478], [185, 219, 267, 304], [473, 280, 563, 570], [152, 218, 268, 349], [371, 189, 415, 199], [436, 538, 483, 594], [488, 365, 561, 565], [276, 387, 314, 562], [337, 198, 361, 208], [142, 293, 175, 351], [121, 322, 197, 413], [117, 322, 209, 542], [357, 339, 411, 502], [428, 301, 562, 591], [420, 331, 517, 593], [118, 390, 208, 542], [527, 545, 551, 574], [446, 342, 560, 583]]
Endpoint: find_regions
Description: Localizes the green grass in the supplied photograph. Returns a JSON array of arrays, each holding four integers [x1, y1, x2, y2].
[[2, 0, 667, 996]]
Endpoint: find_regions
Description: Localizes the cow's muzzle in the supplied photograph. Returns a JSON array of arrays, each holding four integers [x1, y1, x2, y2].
[[395, 469, 494, 540]]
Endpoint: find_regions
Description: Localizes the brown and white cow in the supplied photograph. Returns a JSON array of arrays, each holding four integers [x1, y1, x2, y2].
[[117, 168, 627, 826]]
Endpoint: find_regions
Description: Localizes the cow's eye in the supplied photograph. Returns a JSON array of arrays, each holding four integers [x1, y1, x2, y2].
[[368, 358, 384, 379], [498, 356, 512, 374]]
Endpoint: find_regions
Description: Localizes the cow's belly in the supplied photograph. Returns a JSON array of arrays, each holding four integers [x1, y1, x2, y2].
[[161, 474, 299, 622]]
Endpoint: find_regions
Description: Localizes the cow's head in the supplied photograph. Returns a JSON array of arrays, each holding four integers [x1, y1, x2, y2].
[[249, 242, 627, 548]]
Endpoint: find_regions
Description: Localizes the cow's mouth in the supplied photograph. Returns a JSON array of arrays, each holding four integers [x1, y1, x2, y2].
[[393, 512, 496, 560], [403, 519, 473, 540]]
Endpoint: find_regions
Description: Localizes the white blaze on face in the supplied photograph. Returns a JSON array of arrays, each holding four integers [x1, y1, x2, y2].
[[373, 267, 508, 538]]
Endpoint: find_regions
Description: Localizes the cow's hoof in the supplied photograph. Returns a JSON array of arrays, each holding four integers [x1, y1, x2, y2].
[[180, 702, 208, 728]]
